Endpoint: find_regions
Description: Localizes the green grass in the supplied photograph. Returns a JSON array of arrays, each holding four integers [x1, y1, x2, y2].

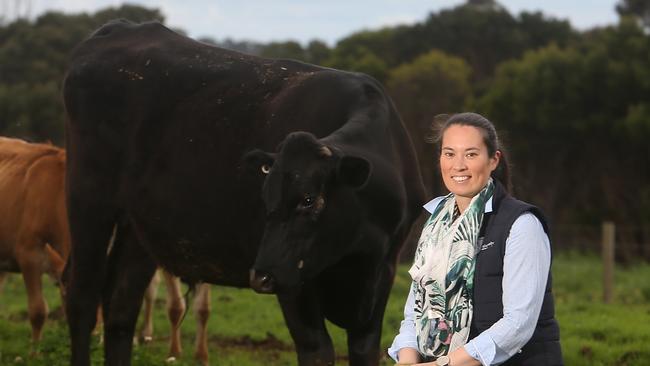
[[552, 252, 650, 366], [0, 253, 649, 365]]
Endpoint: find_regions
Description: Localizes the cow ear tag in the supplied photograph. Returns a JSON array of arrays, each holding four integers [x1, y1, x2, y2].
[[337, 156, 371, 189]]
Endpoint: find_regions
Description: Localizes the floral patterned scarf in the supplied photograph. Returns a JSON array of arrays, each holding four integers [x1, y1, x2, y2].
[[408, 179, 494, 358]]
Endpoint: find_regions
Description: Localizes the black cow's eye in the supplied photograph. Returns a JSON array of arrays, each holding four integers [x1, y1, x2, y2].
[[299, 195, 314, 209]]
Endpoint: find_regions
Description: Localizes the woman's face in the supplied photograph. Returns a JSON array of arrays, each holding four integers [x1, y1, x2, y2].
[[439, 124, 499, 203]]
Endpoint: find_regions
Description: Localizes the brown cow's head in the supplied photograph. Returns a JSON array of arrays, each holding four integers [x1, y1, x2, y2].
[[244, 131, 371, 293]]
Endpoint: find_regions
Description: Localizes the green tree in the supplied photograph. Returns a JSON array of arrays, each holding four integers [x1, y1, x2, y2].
[[259, 41, 305, 60], [417, 1, 576, 81], [216, 38, 264, 55], [477, 19, 650, 259], [325, 45, 388, 82], [329, 0, 576, 84], [387, 50, 472, 192], [477, 45, 586, 218], [92, 5, 164, 25], [330, 27, 402, 68], [304, 40, 330, 65], [0, 5, 165, 144], [616, 0, 650, 30]]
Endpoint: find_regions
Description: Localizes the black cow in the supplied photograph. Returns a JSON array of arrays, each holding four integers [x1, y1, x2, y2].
[[63, 20, 425, 366]]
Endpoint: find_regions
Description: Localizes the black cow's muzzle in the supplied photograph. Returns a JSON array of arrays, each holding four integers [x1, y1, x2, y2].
[[249, 269, 276, 294]]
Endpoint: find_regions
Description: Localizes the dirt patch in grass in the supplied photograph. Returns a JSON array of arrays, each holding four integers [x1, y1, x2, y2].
[[619, 351, 650, 365], [212, 332, 293, 351], [210, 332, 349, 362]]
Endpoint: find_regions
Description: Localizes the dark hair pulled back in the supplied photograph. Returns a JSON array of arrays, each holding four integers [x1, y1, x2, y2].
[[429, 112, 511, 192]]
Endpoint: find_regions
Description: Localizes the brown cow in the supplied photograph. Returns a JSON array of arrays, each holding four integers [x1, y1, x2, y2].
[[0, 136, 69, 350], [139, 270, 211, 365], [0, 138, 209, 359]]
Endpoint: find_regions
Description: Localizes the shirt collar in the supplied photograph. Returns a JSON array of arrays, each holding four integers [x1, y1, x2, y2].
[[422, 196, 493, 214]]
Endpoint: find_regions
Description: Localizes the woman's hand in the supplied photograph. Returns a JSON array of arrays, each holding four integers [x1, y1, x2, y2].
[[399, 347, 482, 366]]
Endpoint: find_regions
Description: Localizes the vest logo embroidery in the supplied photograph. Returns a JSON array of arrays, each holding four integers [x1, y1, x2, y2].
[[480, 241, 495, 251]]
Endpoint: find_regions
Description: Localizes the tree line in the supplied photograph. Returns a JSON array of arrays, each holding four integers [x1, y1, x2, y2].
[[0, 0, 648, 259]]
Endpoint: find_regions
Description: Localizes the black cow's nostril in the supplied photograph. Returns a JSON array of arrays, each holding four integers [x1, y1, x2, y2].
[[249, 269, 276, 294]]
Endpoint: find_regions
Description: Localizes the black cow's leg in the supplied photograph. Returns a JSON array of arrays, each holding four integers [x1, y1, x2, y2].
[[347, 263, 395, 366], [346, 323, 382, 366], [66, 208, 116, 366], [102, 224, 157, 366], [278, 290, 335, 366]]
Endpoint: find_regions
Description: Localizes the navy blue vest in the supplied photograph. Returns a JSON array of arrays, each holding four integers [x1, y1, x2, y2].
[[469, 182, 563, 365]]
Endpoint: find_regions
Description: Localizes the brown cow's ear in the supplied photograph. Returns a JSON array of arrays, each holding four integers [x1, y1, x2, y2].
[[337, 156, 371, 189], [242, 149, 276, 175]]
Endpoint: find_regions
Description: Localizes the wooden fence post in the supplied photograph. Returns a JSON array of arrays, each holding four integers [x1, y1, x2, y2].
[[602, 221, 615, 304]]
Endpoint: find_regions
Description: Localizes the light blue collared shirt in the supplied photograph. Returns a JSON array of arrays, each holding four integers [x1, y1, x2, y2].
[[388, 196, 551, 365]]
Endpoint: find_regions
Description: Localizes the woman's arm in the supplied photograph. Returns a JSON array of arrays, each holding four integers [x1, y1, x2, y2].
[[397, 347, 421, 364], [410, 347, 481, 366], [463, 212, 551, 365], [388, 282, 420, 362]]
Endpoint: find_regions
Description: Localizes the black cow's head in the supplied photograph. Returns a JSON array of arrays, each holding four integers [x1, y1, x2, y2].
[[244, 131, 371, 294]]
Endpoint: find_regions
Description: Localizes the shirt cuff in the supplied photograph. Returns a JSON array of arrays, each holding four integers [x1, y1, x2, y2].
[[465, 335, 496, 366]]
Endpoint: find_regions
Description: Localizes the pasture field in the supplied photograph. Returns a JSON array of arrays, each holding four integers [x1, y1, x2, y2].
[[1, 252, 649, 365]]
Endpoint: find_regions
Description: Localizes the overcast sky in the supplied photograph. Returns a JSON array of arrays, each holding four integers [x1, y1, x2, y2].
[[8, 0, 620, 45]]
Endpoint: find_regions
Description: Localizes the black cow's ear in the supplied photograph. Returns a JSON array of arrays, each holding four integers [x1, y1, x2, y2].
[[337, 156, 371, 189], [242, 149, 275, 175]]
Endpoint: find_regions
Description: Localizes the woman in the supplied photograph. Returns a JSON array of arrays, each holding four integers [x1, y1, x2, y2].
[[388, 113, 562, 366]]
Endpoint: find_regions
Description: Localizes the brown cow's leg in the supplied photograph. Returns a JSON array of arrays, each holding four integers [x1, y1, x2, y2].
[[21, 274, 48, 353], [0, 272, 7, 292], [102, 225, 156, 366], [162, 270, 185, 358], [44, 244, 67, 317], [44, 243, 66, 280], [278, 290, 335, 366], [94, 305, 104, 338], [193, 283, 211, 365], [22, 270, 48, 347], [139, 270, 161, 343], [14, 240, 50, 355]]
